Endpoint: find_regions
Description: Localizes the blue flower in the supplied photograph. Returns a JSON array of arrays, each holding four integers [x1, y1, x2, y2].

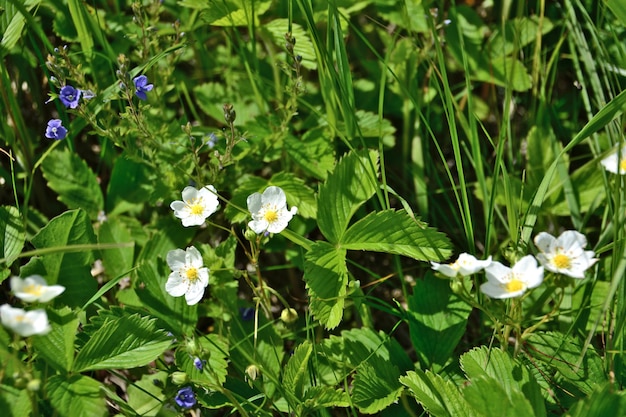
[[175, 386, 196, 408], [193, 357, 206, 371], [59, 85, 81, 108], [45, 119, 67, 140], [133, 75, 153, 100]]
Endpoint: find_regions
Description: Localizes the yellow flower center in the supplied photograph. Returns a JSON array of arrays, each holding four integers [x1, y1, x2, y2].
[[620, 158, 626, 172], [504, 279, 524, 293], [264, 209, 278, 223], [23, 284, 44, 296], [187, 198, 204, 215], [185, 267, 199, 282], [553, 253, 571, 269]]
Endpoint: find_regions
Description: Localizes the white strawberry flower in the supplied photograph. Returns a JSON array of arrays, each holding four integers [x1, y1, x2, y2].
[[247, 186, 297, 234], [165, 247, 210, 305], [431, 253, 492, 278], [10, 275, 65, 303], [600, 145, 626, 175], [480, 255, 544, 299], [534, 231, 598, 279], [0, 304, 51, 337], [170, 185, 220, 227]]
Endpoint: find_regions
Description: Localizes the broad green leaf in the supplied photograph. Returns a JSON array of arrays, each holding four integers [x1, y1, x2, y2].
[[285, 128, 335, 180], [301, 386, 350, 410], [176, 334, 229, 387], [0, 205, 24, 266], [375, 0, 429, 33], [180, 0, 271, 26], [21, 209, 96, 308], [32, 307, 78, 373], [47, 375, 106, 417], [264, 19, 317, 70], [460, 347, 545, 417], [462, 375, 537, 417], [135, 260, 198, 336], [283, 341, 313, 399], [0, 385, 31, 417], [408, 274, 472, 368], [317, 150, 379, 243], [353, 361, 403, 414], [524, 332, 607, 398], [105, 156, 155, 215], [489, 16, 555, 56], [303, 241, 348, 329], [73, 313, 172, 372], [567, 383, 626, 417], [341, 209, 451, 260], [335, 110, 397, 148], [126, 371, 168, 416], [41, 148, 104, 219], [400, 370, 476, 417], [97, 217, 135, 280]]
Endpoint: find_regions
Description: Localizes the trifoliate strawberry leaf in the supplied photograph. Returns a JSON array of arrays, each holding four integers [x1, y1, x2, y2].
[[46, 374, 106, 417]]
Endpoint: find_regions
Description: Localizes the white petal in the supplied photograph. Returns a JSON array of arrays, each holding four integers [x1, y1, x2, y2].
[[480, 282, 524, 299], [512, 255, 539, 274], [181, 215, 204, 227], [166, 249, 187, 270], [197, 268, 210, 287], [262, 186, 287, 207], [601, 151, 620, 174], [484, 262, 511, 283], [181, 186, 199, 202], [247, 192, 263, 213], [430, 262, 458, 278], [165, 274, 187, 297], [557, 230, 586, 252], [170, 200, 187, 214], [185, 282, 205, 305], [185, 246, 204, 268], [249, 219, 268, 234], [524, 266, 544, 289], [534, 232, 556, 253], [36, 285, 66, 302]]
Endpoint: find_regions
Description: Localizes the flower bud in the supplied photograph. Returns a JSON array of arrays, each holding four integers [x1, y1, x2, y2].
[[27, 379, 42, 392], [245, 364, 260, 384], [223, 104, 236, 124], [280, 308, 298, 324], [244, 228, 258, 241], [171, 371, 189, 385]]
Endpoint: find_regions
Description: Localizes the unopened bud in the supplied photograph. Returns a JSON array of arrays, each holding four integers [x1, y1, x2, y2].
[[171, 371, 189, 385], [280, 308, 298, 324], [244, 228, 257, 241], [245, 364, 260, 384], [27, 379, 41, 392]]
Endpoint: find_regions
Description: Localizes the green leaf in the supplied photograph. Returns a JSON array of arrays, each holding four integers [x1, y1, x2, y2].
[[283, 340, 313, 399], [460, 347, 545, 417], [301, 386, 350, 411], [318, 150, 379, 243], [0, 385, 31, 417], [400, 370, 476, 417], [567, 383, 626, 417], [21, 209, 96, 308], [105, 156, 155, 215], [66, 0, 93, 57], [0, 205, 24, 266], [73, 313, 172, 372], [41, 148, 104, 219], [303, 241, 348, 329], [180, 0, 272, 26], [47, 374, 106, 417], [0, 0, 42, 54], [462, 375, 537, 417], [126, 371, 168, 416], [524, 332, 607, 399], [407, 274, 472, 368], [341, 209, 451, 260], [32, 307, 78, 373], [489, 16, 555, 56], [134, 260, 199, 336], [264, 19, 317, 70], [285, 128, 335, 180], [97, 217, 135, 280], [176, 334, 229, 387], [353, 361, 403, 414], [606, 0, 626, 27]]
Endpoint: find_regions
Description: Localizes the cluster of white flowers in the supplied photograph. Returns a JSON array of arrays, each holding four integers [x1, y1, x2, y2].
[[0, 275, 65, 337], [431, 230, 598, 299], [167, 184, 297, 305]]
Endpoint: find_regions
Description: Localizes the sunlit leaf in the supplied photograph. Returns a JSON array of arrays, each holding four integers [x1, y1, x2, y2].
[[47, 375, 106, 417]]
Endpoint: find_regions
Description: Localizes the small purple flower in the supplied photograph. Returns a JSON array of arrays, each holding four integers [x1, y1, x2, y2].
[[45, 119, 67, 140], [133, 75, 153, 100], [59, 85, 81, 108], [175, 386, 196, 408], [193, 357, 206, 371], [205, 133, 218, 149]]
